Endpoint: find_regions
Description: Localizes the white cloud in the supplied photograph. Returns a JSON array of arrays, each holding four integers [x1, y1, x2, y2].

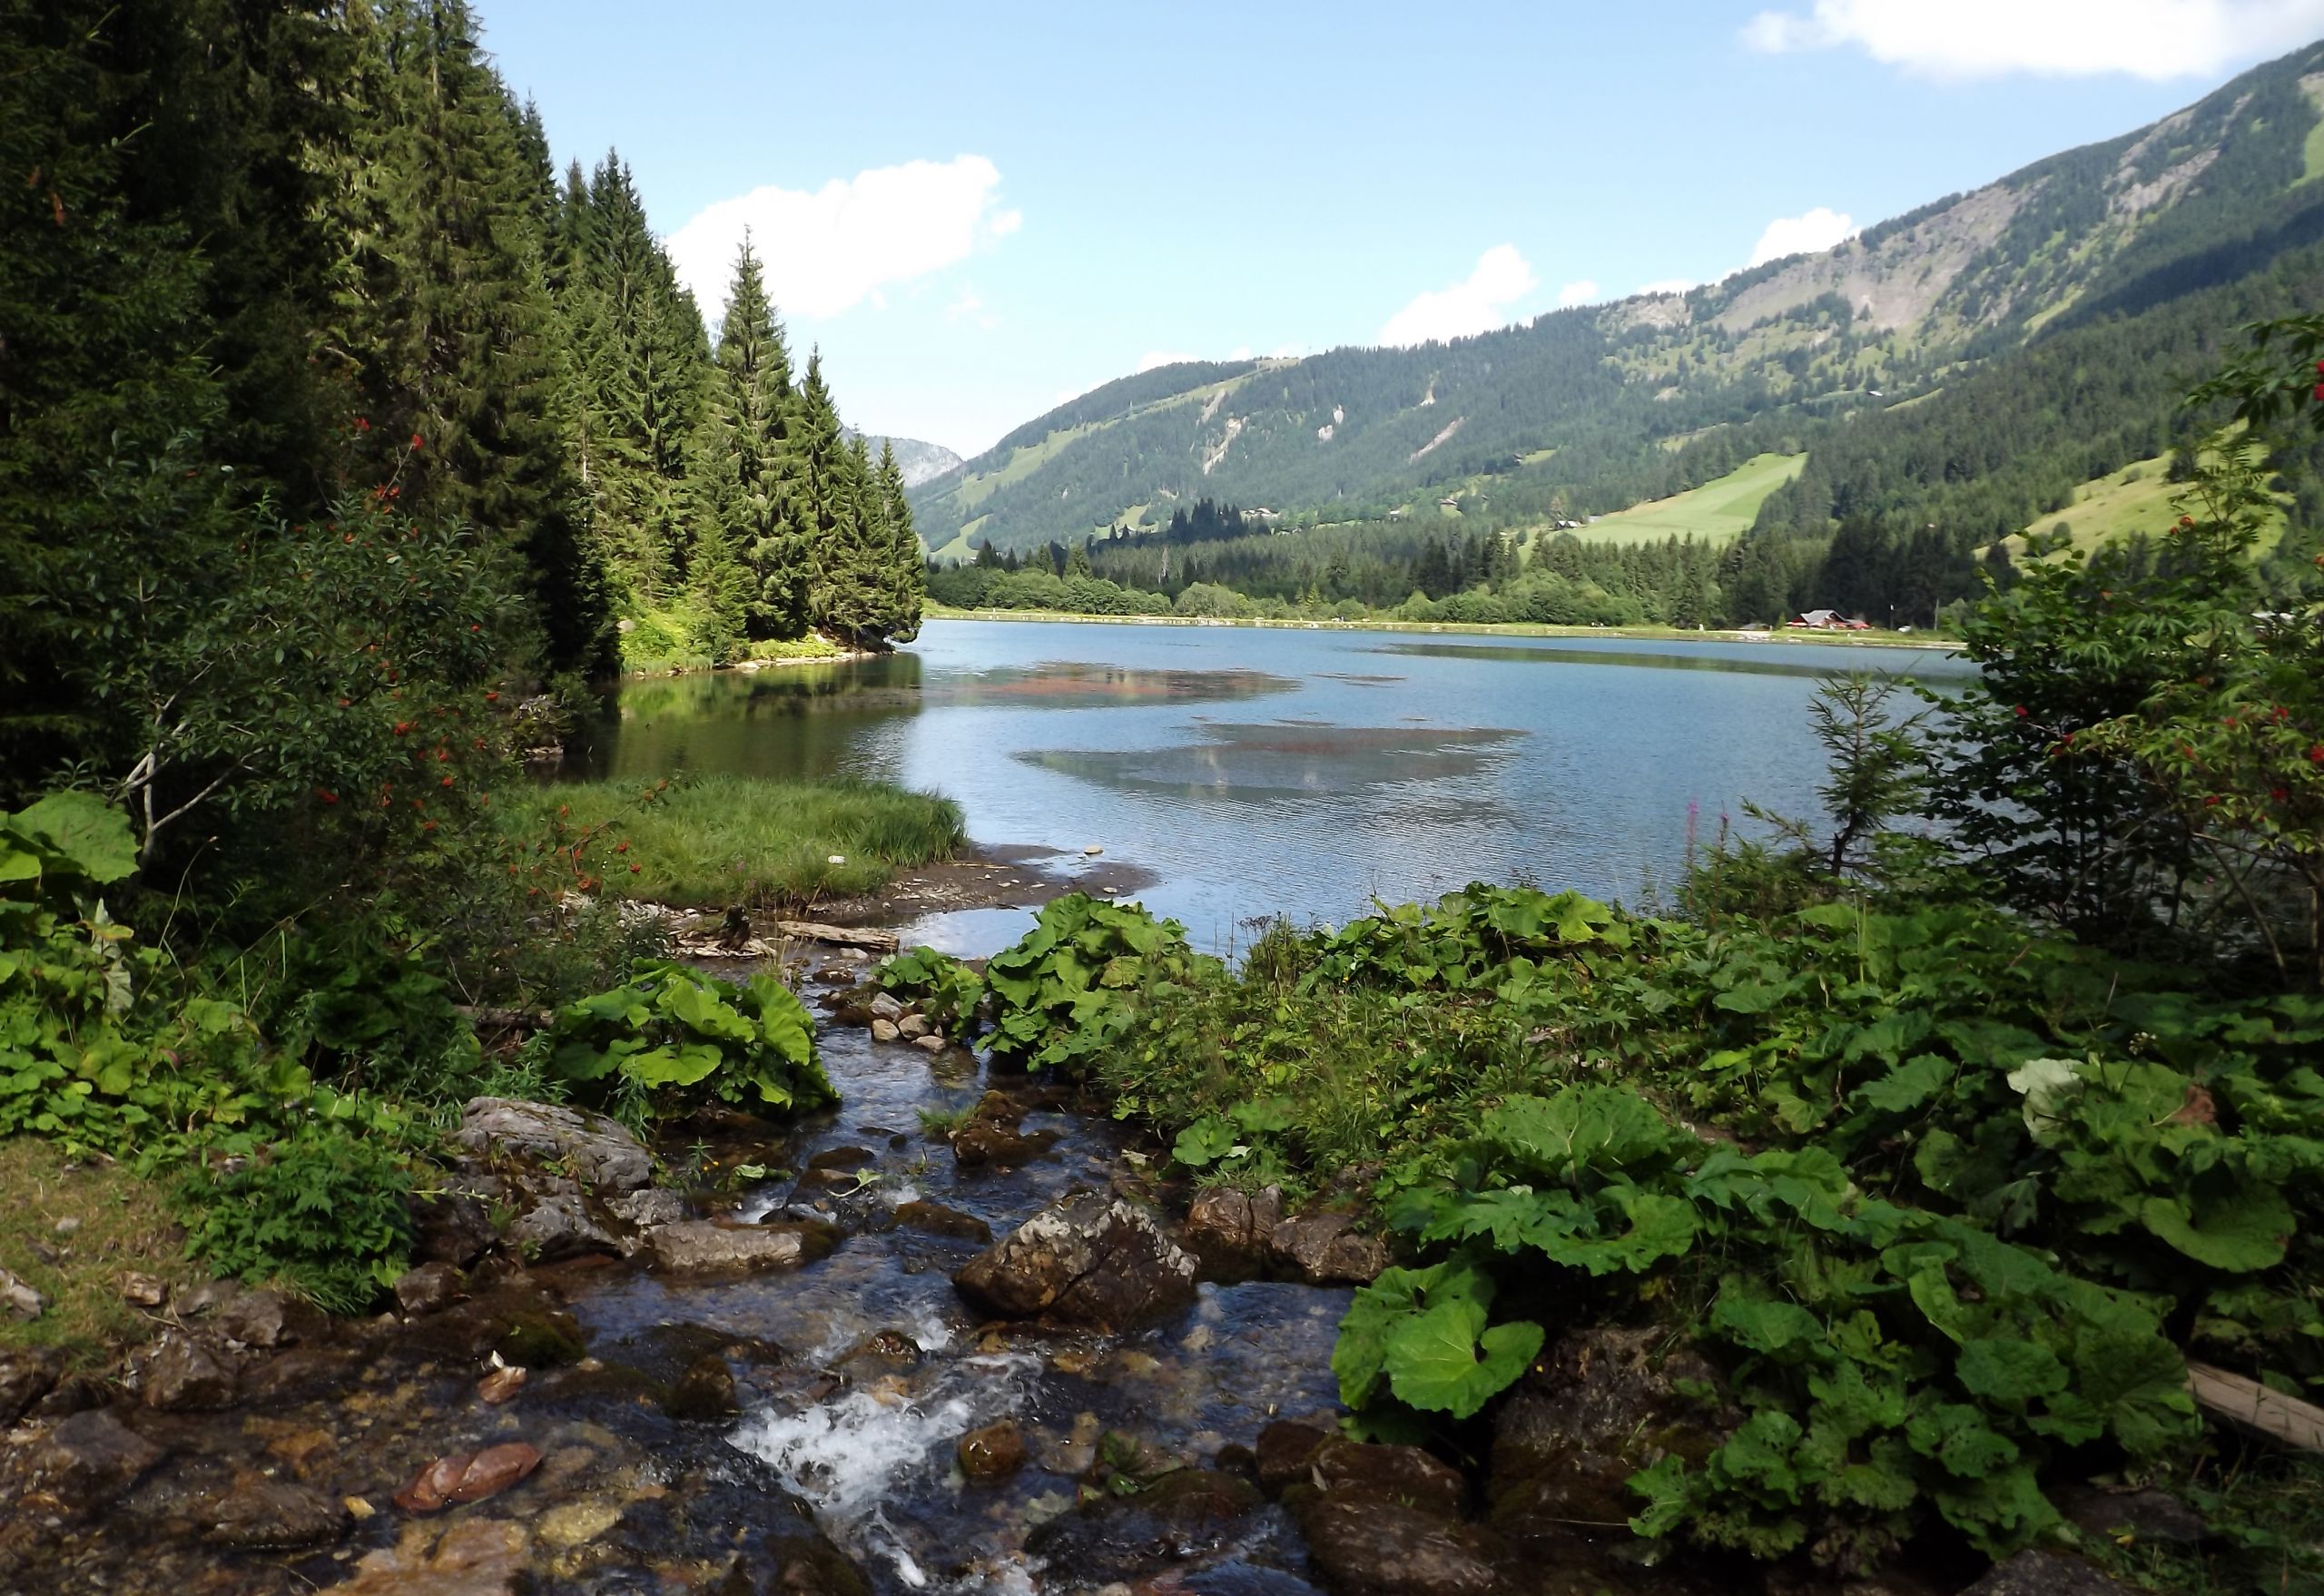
[[1378, 245, 1540, 347], [946, 286, 1000, 330], [667, 154, 1018, 321], [1749, 206, 1857, 266], [1741, 0, 2324, 80], [1555, 279, 1602, 309], [1633, 278, 1698, 296]]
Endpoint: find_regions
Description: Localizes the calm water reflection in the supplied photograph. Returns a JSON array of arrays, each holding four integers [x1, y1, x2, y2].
[[574, 621, 1973, 951]]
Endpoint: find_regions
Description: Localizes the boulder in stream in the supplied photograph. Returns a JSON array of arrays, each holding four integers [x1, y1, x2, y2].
[[197, 1473, 350, 1549], [140, 1329, 237, 1411], [953, 1191, 1197, 1330], [645, 1219, 833, 1276], [1268, 1210, 1391, 1285], [1183, 1185, 1285, 1281], [20, 1407, 166, 1516], [456, 1097, 653, 1193], [323, 1517, 530, 1595]]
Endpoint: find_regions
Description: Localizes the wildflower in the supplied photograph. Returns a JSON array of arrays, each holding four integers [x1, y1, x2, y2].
[[615, 842, 629, 853], [485, 690, 500, 702], [2014, 705, 2028, 717], [2312, 744, 2324, 764], [440, 775, 455, 789], [423, 820, 438, 832], [2273, 788, 2289, 803], [629, 862, 641, 873], [393, 721, 411, 735], [2224, 716, 2239, 729], [337, 697, 351, 708], [410, 433, 424, 451], [2205, 795, 2221, 806], [2314, 381, 2324, 403], [355, 416, 370, 431]]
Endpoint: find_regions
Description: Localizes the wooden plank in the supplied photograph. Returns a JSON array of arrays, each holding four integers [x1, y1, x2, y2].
[[2186, 1361, 2324, 1452]]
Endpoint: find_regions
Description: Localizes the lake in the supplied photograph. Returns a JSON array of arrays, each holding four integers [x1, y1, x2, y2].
[[576, 619, 1975, 951]]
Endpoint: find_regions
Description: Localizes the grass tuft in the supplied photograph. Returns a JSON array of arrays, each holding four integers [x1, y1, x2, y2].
[[506, 773, 965, 910], [0, 1139, 201, 1365]]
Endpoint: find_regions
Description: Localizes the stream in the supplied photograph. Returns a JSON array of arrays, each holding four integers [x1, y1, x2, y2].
[[2, 961, 1352, 1595]]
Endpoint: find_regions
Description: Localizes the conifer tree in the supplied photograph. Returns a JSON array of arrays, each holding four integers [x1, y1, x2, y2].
[[876, 440, 925, 641], [705, 235, 809, 644]]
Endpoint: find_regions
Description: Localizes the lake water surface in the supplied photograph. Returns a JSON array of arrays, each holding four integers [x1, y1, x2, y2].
[[578, 619, 1974, 951]]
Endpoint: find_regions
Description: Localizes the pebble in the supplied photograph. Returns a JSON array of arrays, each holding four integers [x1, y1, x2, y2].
[[1081, 845, 1104, 856]]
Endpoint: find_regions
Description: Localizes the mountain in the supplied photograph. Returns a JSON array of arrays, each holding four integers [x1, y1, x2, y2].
[[912, 41, 2324, 560], [845, 432, 963, 490]]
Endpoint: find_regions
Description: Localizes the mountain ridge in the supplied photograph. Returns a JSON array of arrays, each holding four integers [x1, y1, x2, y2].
[[911, 40, 2324, 557]]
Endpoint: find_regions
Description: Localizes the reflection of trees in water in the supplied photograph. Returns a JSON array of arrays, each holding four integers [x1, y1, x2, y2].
[[1374, 641, 1968, 684], [1018, 722, 1524, 802]]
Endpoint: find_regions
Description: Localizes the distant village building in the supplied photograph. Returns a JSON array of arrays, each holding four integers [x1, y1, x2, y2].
[[1789, 608, 1869, 631]]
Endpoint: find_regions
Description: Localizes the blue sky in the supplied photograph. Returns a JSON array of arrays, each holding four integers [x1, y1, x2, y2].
[[478, 1, 2324, 457]]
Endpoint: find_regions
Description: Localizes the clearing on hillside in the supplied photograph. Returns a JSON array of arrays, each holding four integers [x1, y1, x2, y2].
[[1525, 451, 1806, 551]]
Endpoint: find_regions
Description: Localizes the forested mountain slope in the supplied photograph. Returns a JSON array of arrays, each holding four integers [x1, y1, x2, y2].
[[914, 42, 2324, 577]]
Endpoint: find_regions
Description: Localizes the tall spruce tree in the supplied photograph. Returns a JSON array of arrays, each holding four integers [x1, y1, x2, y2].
[[314, 0, 610, 677], [705, 235, 809, 645], [875, 440, 925, 642]]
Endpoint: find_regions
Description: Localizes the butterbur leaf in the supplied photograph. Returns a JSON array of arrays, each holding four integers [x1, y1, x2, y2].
[[1383, 1296, 1543, 1419], [2139, 1184, 2293, 1273], [1905, 1402, 2018, 1480], [1712, 1295, 1824, 1356], [1171, 1116, 1240, 1168], [1627, 1454, 1692, 1538], [1334, 1261, 1493, 1409], [1854, 1053, 1955, 1114], [6, 792, 138, 885], [1955, 1338, 2068, 1405]]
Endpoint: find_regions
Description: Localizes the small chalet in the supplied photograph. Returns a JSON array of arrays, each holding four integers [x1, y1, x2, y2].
[[1788, 608, 1869, 631]]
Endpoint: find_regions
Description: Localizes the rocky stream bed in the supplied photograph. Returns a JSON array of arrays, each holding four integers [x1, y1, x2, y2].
[[0, 958, 2162, 1596]]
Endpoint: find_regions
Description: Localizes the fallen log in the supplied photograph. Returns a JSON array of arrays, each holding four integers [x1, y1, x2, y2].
[[773, 921, 900, 953], [2187, 1360, 2324, 1452]]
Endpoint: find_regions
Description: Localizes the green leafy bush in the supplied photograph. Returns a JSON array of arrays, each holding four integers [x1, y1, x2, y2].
[[172, 1125, 417, 1314], [876, 944, 985, 1030], [537, 961, 834, 1118], [975, 895, 1219, 1073]]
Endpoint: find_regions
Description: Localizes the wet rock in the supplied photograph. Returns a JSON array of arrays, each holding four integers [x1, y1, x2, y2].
[[325, 1516, 530, 1595], [1255, 1419, 1333, 1495], [914, 1035, 948, 1053], [1268, 1211, 1391, 1285], [1184, 1186, 1285, 1281], [507, 1190, 621, 1259], [496, 1306, 587, 1368], [869, 991, 906, 1022], [410, 1187, 498, 1266], [394, 1261, 466, 1315], [1956, 1552, 2142, 1596], [808, 1145, 876, 1172], [2055, 1484, 2207, 1546], [23, 1408, 166, 1515], [645, 1219, 831, 1275], [1294, 1493, 1506, 1596], [871, 1019, 901, 1043], [720, 1528, 875, 1596], [458, 1096, 653, 1192], [958, 1418, 1027, 1479], [894, 1199, 993, 1243], [0, 1265, 44, 1321], [897, 1013, 931, 1039], [1025, 1467, 1264, 1583], [954, 1191, 1198, 1330], [1308, 1436, 1466, 1522], [666, 1354, 741, 1420], [950, 1090, 1063, 1168], [833, 1328, 924, 1379], [29, 1372, 104, 1420], [478, 1364, 527, 1404], [392, 1441, 543, 1512], [241, 1345, 364, 1403], [199, 1473, 350, 1549], [537, 1495, 625, 1549], [0, 1347, 60, 1424], [1487, 1325, 1729, 1537], [214, 1283, 322, 1348], [606, 1187, 687, 1230], [142, 1329, 237, 1411]]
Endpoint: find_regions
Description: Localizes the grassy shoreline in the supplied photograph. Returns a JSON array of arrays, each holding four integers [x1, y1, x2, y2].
[[921, 603, 1960, 651], [505, 773, 966, 910]]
